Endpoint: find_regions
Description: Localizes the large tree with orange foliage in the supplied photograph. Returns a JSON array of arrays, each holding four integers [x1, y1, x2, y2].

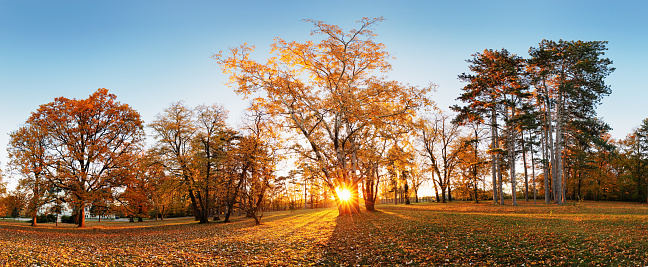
[[215, 18, 432, 215], [26, 88, 144, 227]]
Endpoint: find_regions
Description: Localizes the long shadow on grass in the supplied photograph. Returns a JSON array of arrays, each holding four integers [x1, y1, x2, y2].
[[316, 208, 432, 266]]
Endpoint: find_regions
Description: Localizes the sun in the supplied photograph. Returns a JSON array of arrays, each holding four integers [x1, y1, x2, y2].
[[336, 187, 352, 202]]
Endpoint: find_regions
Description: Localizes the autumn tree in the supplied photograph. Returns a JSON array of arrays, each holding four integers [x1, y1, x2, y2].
[[238, 107, 281, 225], [454, 123, 488, 203], [386, 138, 415, 205], [24, 89, 144, 227], [358, 130, 388, 210], [406, 159, 427, 203], [88, 188, 112, 222], [456, 49, 507, 204], [634, 118, 648, 203], [587, 134, 616, 201], [7, 123, 51, 226], [616, 118, 648, 203], [113, 154, 153, 222], [149, 102, 232, 223], [150, 102, 198, 220], [0, 168, 5, 197], [418, 113, 467, 203], [144, 155, 181, 220], [0, 172, 10, 217], [498, 51, 529, 206], [220, 124, 279, 223], [456, 48, 530, 205], [2, 190, 27, 220], [528, 40, 614, 204], [215, 17, 431, 215]]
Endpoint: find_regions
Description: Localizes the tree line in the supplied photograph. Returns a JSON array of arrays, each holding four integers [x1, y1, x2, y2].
[[1, 18, 646, 228]]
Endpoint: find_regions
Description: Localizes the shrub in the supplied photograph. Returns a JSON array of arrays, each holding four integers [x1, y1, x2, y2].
[[27, 214, 58, 224], [61, 214, 78, 224]]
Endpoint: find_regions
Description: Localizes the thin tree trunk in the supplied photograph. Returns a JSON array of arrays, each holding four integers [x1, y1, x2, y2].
[[493, 115, 504, 205], [521, 131, 529, 201], [31, 182, 39, 227], [510, 124, 517, 206], [433, 176, 440, 202], [577, 172, 582, 201], [554, 88, 564, 205], [530, 131, 537, 204], [563, 160, 568, 202], [542, 78, 557, 204], [491, 108, 499, 204], [497, 136, 504, 205], [473, 127, 480, 203], [542, 119, 550, 204], [447, 179, 452, 202]]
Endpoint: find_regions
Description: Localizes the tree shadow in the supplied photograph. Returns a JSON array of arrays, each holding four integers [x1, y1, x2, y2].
[[315, 208, 423, 266]]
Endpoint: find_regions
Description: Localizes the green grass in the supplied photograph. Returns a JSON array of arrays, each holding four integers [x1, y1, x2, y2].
[[1, 201, 647, 266]]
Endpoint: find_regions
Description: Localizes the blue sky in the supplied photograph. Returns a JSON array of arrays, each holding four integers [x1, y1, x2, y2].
[[1, 1, 646, 188]]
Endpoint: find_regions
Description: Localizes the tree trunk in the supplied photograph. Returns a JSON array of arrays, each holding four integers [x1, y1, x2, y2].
[[543, 79, 557, 204], [493, 116, 504, 205], [497, 158, 504, 205], [554, 89, 564, 205], [577, 172, 582, 201], [224, 203, 235, 223], [78, 203, 86, 228], [364, 178, 376, 212], [542, 109, 551, 204], [521, 132, 529, 201], [372, 169, 380, 206], [441, 185, 447, 203], [491, 107, 499, 204], [187, 189, 201, 221], [473, 127, 480, 203], [447, 180, 452, 202], [252, 214, 262, 225], [404, 180, 410, 205], [530, 131, 537, 204], [433, 177, 440, 202], [510, 127, 517, 206]]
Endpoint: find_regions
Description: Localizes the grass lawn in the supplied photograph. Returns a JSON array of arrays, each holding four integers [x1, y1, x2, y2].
[[1, 201, 647, 266]]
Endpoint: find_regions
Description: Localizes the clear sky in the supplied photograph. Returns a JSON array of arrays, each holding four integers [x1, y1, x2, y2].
[[1, 0, 646, 190]]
